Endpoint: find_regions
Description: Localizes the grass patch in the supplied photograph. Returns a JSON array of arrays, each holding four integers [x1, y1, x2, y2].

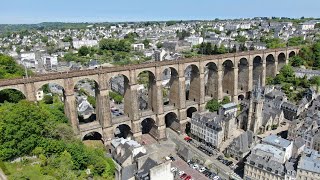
[[5, 161, 55, 179]]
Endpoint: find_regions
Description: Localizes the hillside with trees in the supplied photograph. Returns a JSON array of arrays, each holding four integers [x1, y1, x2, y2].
[[0, 55, 115, 179]]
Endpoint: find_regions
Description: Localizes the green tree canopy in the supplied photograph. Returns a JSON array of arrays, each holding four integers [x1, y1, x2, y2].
[[99, 39, 131, 52], [0, 54, 29, 79], [288, 36, 306, 46], [143, 39, 151, 49], [206, 99, 221, 112], [290, 56, 304, 67], [78, 46, 90, 56]]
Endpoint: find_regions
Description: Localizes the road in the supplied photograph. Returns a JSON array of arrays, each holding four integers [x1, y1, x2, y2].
[[166, 128, 241, 180]]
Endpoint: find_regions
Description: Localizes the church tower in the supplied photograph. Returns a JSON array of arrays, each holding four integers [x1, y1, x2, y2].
[[247, 78, 264, 134]]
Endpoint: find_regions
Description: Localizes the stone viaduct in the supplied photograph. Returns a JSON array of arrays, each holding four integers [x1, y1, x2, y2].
[[0, 47, 299, 144]]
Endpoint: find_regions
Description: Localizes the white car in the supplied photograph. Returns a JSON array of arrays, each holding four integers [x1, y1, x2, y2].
[[192, 164, 199, 169], [171, 167, 177, 172], [165, 156, 171, 161], [213, 176, 220, 180], [199, 167, 206, 172], [179, 170, 185, 176]]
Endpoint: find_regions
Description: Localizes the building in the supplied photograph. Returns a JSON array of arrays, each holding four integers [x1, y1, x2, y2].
[[162, 40, 191, 52], [73, 39, 98, 49], [20, 52, 37, 68], [299, 22, 315, 31], [190, 103, 237, 149], [76, 96, 95, 119], [296, 148, 320, 180], [261, 135, 293, 162], [185, 36, 204, 46], [154, 49, 167, 61], [132, 43, 145, 51], [225, 130, 255, 161], [111, 138, 173, 180], [36, 90, 44, 101], [41, 55, 58, 70], [244, 135, 295, 180]]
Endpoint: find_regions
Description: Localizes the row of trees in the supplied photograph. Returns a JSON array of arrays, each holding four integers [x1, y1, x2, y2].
[[197, 43, 228, 55]]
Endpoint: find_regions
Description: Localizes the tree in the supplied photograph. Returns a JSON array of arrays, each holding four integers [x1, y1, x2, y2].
[[221, 96, 231, 105], [0, 89, 25, 103], [99, 39, 131, 52], [217, 45, 227, 54], [142, 39, 151, 49], [205, 99, 221, 112], [230, 45, 237, 53], [280, 65, 295, 78], [124, 32, 139, 43], [288, 36, 306, 46], [290, 56, 304, 67], [205, 43, 213, 55], [0, 101, 66, 160], [78, 46, 90, 56], [156, 42, 163, 49], [0, 54, 28, 79], [87, 95, 96, 108], [235, 35, 247, 43], [166, 21, 176, 26], [62, 36, 73, 43], [239, 44, 248, 51], [176, 30, 190, 40], [43, 95, 53, 104], [264, 38, 286, 49], [41, 36, 49, 43]]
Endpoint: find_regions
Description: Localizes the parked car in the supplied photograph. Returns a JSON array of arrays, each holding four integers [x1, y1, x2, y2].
[[185, 175, 192, 180], [217, 155, 223, 160], [170, 156, 175, 161], [171, 167, 178, 172], [165, 156, 171, 161], [226, 161, 233, 166], [213, 176, 220, 180], [179, 171, 185, 176], [192, 164, 199, 170], [187, 160, 194, 165], [199, 167, 206, 173], [180, 173, 187, 179]]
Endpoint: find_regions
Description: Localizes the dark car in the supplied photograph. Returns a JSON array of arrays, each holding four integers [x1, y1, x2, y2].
[[217, 155, 223, 160], [226, 161, 233, 166], [170, 156, 175, 161]]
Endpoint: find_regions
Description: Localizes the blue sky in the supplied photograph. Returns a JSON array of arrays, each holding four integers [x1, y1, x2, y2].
[[0, 0, 319, 24]]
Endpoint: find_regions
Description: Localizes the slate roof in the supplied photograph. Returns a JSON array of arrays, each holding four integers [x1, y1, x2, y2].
[[135, 157, 158, 180], [229, 130, 254, 154], [247, 153, 285, 176], [262, 134, 291, 149], [122, 164, 138, 180], [298, 148, 320, 174]]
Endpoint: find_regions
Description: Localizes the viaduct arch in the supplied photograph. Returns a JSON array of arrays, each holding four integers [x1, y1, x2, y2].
[[0, 47, 299, 145]]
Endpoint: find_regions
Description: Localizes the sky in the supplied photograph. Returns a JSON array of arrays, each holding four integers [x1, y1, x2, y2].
[[0, 0, 319, 24]]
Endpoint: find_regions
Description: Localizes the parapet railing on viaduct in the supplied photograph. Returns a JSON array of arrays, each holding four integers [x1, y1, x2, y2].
[[0, 47, 300, 87]]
